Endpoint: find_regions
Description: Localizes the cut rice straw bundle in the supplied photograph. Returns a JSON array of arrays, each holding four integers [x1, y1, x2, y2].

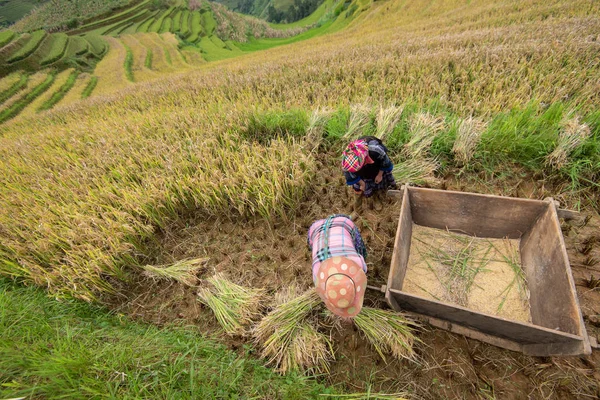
[[307, 107, 331, 152], [393, 158, 439, 185], [403, 112, 445, 158], [353, 307, 420, 362], [140, 257, 208, 286], [197, 273, 266, 336], [343, 104, 371, 139], [546, 115, 591, 169], [452, 116, 487, 165], [254, 289, 329, 373], [375, 105, 403, 140]]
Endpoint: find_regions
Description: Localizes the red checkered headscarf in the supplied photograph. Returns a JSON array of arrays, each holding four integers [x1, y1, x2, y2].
[[342, 140, 369, 172]]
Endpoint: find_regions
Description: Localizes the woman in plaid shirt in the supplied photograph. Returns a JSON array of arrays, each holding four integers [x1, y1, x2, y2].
[[307, 214, 368, 318], [342, 136, 397, 198]]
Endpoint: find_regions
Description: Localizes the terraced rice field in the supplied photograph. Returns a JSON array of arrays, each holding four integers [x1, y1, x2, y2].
[[0, 71, 53, 123], [120, 34, 158, 82], [40, 34, 69, 66], [92, 37, 131, 96], [17, 69, 75, 119], [56, 73, 94, 106], [6, 30, 47, 63]]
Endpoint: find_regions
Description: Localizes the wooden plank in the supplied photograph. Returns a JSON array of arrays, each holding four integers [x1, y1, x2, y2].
[[407, 187, 547, 238], [388, 289, 584, 344], [412, 313, 523, 353], [387, 186, 412, 291], [520, 204, 582, 336], [523, 341, 590, 356]]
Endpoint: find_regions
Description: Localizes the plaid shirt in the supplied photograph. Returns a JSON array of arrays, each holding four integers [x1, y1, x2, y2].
[[307, 214, 368, 281]]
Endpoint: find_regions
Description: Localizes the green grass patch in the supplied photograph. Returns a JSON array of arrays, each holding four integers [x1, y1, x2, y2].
[[179, 10, 191, 37], [269, 0, 334, 30], [243, 109, 309, 144], [160, 17, 173, 33], [0, 74, 27, 105], [0, 72, 55, 123], [200, 10, 217, 35], [0, 279, 335, 399], [38, 70, 79, 111], [172, 9, 182, 31], [124, 44, 134, 82], [40, 34, 69, 66], [69, 35, 89, 55], [148, 7, 174, 33], [84, 35, 108, 57], [136, 10, 161, 33], [0, 29, 16, 47], [236, 19, 334, 52], [6, 30, 47, 63], [81, 75, 97, 99], [163, 47, 172, 65], [186, 11, 203, 42], [144, 49, 153, 68], [75, 0, 151, 31]]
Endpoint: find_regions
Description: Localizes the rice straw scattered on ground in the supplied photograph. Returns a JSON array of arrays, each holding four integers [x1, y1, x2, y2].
[[141, 257, 208, 286], [452, 116, 487, 165], [546, 115, 591, 169]]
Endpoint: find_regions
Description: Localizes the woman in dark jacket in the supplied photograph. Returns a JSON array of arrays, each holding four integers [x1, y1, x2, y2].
[[342, 136, 397, 197]]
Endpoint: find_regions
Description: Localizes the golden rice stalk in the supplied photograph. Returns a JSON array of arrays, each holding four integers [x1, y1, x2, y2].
[[254, 289, 324, 373], [141, 257, 208, 286], [343, 104, 371, 139], [306, 107, 332, 151], [353, 307, 420, 362], [452, 116, 487, 165], [393, 158, 439, 185], [282, 322, 334, 374], [403, 112, 445, 157], [375, 105, 403, 140], [197, 273, 266, 336], [546, 116, 591, 169]]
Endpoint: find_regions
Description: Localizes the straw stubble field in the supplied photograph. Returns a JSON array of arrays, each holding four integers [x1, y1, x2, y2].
[[1, 0, 600, 397]]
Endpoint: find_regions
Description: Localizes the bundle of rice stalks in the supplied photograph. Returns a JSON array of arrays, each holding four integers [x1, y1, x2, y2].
[[140, 257, 208, 286], [403, 112, 445, 158], [306, 107, 331, 152], [546, 116, 591, 169], [452, 116, 487, 165], [254, 289, 331, 373], [392, 158, 439, 185], [353, 307, 419, 362], [343, 104, 371, 139], [197, 273, 266, 336], [375, 105, 403, 140]]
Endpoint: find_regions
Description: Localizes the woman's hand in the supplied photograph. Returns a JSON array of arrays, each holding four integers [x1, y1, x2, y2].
[[375, 171, 384, 184]]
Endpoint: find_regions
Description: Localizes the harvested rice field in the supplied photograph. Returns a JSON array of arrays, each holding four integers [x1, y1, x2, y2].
[[403, 225, 531, 323]]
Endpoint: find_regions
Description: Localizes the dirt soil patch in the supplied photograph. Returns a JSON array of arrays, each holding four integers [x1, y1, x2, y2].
[[108, 155, 600, 399]]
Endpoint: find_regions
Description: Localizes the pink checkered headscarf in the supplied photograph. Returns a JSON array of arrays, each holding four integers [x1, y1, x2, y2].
[[341, 140, 369, 172]]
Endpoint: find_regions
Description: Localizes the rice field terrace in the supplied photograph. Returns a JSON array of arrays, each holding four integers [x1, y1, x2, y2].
[[0, 0, 354, 123], [1, 0, 600, 398]]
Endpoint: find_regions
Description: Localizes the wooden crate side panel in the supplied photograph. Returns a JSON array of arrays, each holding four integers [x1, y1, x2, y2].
[[407, 187, 546, 238], [388, 289, 583, 345], [387, 186, 412, 292], [520, 204, 584, 337]]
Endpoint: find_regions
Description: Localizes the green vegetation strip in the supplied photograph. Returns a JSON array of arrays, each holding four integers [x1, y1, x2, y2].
[[7, 30, 47, 63], [0, 279, 334, 399], [124, 44, 134, 82], [0, 74, 27, 105], [0, 73, 55, 123], [180, 10, 191, 37], [38, 71, 79, 111], [40, 34, 69, 66], [81, 76, 98, 98], [84, 35, 108, 56], [0, 30, 16, 47], [144, 49, 153, 68], [187, 11, 203, 42]]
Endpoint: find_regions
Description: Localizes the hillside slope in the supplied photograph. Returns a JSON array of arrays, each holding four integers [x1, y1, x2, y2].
[[1, 0, 600, 398]]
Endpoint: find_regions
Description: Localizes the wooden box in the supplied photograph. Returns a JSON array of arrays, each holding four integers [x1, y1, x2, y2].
[[386, 186, 591, 356]]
